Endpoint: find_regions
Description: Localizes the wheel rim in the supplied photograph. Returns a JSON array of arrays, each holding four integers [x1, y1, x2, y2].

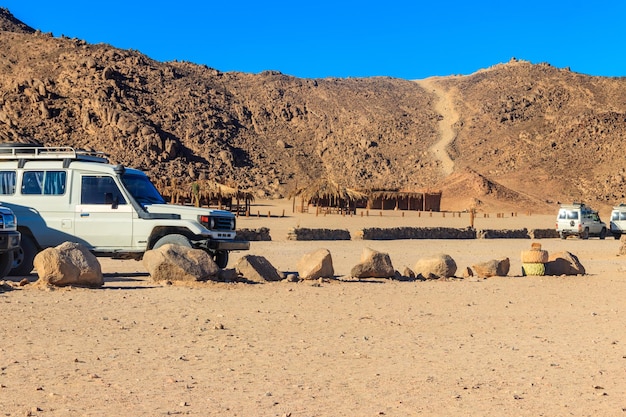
[[12, 246, 24, 269]]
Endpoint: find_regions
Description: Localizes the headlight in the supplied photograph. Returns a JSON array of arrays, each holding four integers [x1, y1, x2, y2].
[[230, 218, 236, 230], [209, 217, 216, 229]]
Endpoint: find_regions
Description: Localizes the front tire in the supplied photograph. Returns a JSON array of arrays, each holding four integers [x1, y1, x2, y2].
[[153, 234, 192, 250], [10, 234, 38, 276], [214, 250, 229, 269], [600, 228, 607, 240], [0, 250, 14, 279]]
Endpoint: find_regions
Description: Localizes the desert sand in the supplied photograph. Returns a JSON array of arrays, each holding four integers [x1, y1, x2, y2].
[[2, 199, 626, 416]]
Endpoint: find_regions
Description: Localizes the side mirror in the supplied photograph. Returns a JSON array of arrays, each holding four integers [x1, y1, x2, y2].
[[105, 192, 119, 209]]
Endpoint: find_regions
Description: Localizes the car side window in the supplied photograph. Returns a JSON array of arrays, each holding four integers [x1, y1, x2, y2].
[[22, 171, 66, 195], [0, 171, 16, 195], [81, 176, 127, 205]]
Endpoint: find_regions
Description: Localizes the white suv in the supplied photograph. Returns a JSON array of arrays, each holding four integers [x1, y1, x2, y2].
[[609, 204, 626, 239], [0, 144, 248, 275], [556, 203, 607, 239]]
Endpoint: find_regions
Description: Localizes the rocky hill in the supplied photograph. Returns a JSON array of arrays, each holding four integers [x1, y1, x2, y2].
[[1, 8, 625, 213]]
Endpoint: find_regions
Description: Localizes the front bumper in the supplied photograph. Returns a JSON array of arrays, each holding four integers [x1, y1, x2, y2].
[[209, 239, 250, 251], [0, 230, 21, 251]]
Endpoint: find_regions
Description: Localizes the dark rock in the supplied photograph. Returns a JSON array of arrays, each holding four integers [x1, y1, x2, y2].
[[350, 247, 395, 279], [234, 255, 282, 282]]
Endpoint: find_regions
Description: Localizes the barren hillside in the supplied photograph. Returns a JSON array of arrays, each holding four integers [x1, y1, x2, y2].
[[1, 8, 625, 213]]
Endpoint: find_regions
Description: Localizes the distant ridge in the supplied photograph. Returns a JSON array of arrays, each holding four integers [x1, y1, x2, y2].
[[0, 8, 35, 33], [1, 9, 626, 214]]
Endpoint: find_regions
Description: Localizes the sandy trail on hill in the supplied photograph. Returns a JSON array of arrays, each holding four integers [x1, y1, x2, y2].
[[2, 199, 626, 417], [415, 78, 457, 176]]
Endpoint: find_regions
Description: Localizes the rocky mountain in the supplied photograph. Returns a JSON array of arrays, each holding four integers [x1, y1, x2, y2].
[[1, 8, 625, 213]]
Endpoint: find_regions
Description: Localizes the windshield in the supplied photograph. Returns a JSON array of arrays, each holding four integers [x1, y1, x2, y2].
[[121, 173, 166, 205]]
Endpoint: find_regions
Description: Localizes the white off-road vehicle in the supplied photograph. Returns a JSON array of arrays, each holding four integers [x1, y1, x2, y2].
[[0, 144, 248, 275], [609, 204, 626, 239], [0, 205, 21, 278], [556, 202, 607, 239]]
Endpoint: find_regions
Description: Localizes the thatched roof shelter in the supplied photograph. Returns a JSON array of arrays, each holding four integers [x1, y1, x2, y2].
[[295, 178, 366, 202], [192, 180, 238, 200], [191, 180, 255, 212], [366, 189, 441, 211], [159, 178, 254, 213], [368, 190, 425, 200], [290, 178, 367, 213]]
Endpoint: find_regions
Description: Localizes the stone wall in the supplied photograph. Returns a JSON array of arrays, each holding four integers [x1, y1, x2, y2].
[[359, 227, 562, 240], [237, 227, 272, 241], [287, 228, 351, 241], [477, 228, 529, 239], [240, 227, 562, 241], [355, 227, 476, 240], [529, 228, 560, 239]]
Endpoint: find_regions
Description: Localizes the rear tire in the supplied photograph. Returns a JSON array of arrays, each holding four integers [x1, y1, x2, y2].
[[614, 233, 622, 240], [10, 234, 38, 276], [153, 234, 192, 250], [600, 228, 607, 240], [580, 228, 589, 240]]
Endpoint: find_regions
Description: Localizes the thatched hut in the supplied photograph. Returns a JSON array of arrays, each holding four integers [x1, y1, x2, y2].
[[290, 178, 367, 214], [194, 180, 255, 214], [366, 189, 442, 211], [159, 179, 254, 214]]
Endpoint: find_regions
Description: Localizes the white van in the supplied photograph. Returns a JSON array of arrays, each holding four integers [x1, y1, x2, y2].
[[609, 204, 626, 239], [0, 144, 248, 275], [556, 202, 607, 239]]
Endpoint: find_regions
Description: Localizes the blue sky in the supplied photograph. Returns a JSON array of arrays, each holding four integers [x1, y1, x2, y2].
[[3, 1, 626, 79]]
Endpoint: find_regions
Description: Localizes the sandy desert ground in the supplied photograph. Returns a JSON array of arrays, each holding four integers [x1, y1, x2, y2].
[[1, 199, 626, 416]]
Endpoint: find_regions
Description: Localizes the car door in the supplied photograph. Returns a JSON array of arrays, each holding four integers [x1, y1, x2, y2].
[[74, 175, 134, 250], [586, 212, 602, 235]]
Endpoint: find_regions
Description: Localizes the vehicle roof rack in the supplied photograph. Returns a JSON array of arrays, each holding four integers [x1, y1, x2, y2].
[[0, 145, 109, 166]]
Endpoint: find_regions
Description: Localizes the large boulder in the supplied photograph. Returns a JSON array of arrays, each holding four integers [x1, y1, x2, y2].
[[234, 255, 282, 282], [297, 248, 334, 280], [413, 254, 457, 279], [33, 242, 103, 287], [142, 244, 219, 282], [350, 247, 395, 279], [471, 258, 510, 278], [546, 251, 585, 275]]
